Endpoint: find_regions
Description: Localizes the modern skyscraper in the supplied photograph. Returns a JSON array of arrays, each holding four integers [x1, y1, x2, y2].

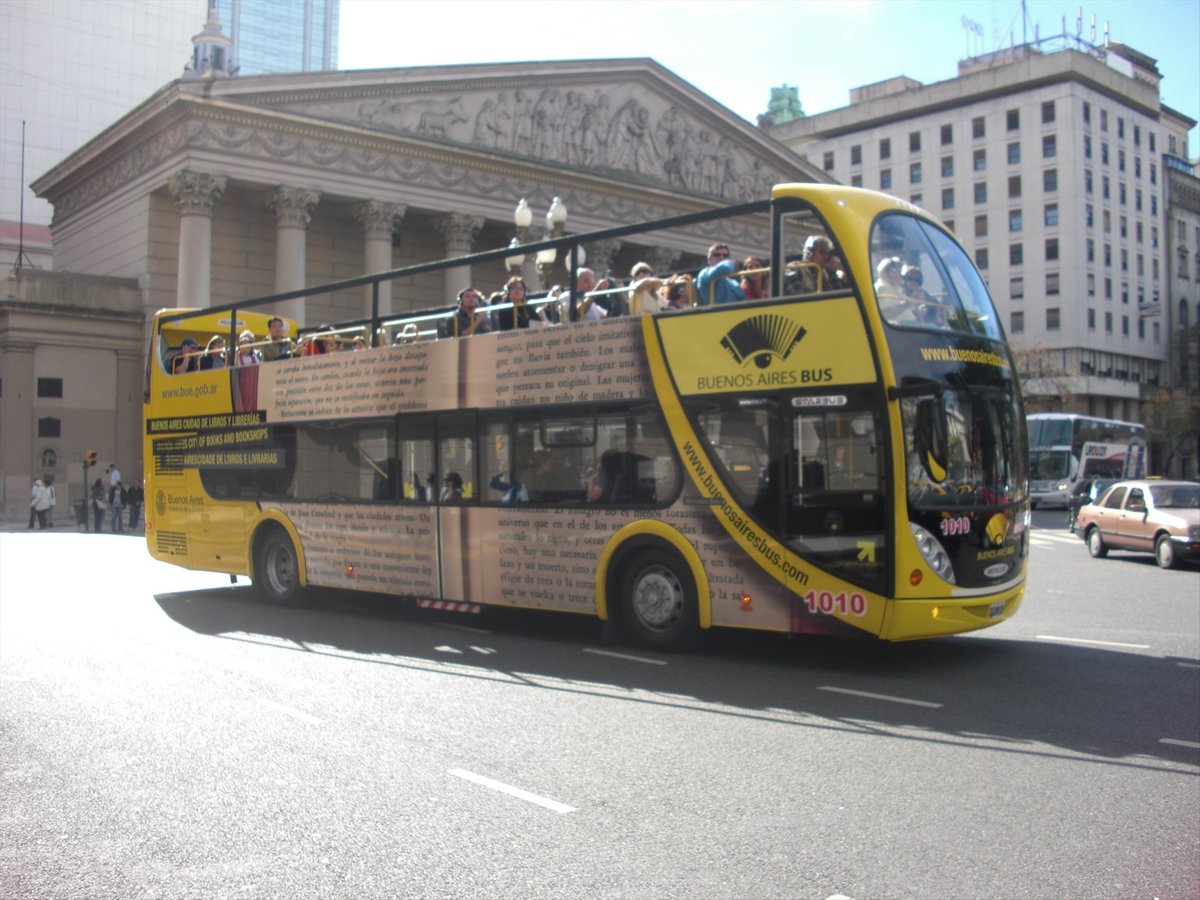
[[215, 0, 339, 76]]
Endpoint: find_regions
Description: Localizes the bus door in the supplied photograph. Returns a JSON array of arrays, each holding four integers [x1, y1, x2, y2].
[[434, 412, 481, 604], [782, 390, 888, 597], [395, 415, 441, 600]]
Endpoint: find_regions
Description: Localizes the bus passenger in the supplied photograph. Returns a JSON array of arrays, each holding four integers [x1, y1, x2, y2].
[[694, 243, 745, 305], [234, 330, 260, 365], [740, 256, 769, 300], [628, 262, 665, 315], [901, 265, 944, 326], [587, 450, 626, 502], [441, 288, 490, 338], [874, 257, 903, 299], [664, 273, 693, 310], [490, 469, 528, 503], [303, 326, 335, 355], [439, 472, 464, 501], [495, 277, 532, 331], [199, 335, 227, 369], [172, 337, 201, 373], [798, 235, 848, 292], [260, 316, 294, 361]]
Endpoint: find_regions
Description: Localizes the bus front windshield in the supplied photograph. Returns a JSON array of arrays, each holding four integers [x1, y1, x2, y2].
[[1029, 448, 1071, 480], [903, 385, 1027, 508]]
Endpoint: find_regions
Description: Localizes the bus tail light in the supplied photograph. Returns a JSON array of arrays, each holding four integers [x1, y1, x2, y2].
[[739, 592, 753, 611], [345, 564, 355, 578]]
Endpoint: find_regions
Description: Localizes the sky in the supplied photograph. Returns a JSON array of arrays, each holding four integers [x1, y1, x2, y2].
[[339, 0, 1199, 153]]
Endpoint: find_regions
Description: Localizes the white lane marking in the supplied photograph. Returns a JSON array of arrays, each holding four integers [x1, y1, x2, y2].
[[449, 768, 576, 814], [1159, 738, 1200, 750], [1176, 661, 1200, 669], [470, 646, 496, 655], [582, 648, 668, 666], [258, 699, 323, 725], [434, 645, 464, 654], [817, 686, 943, 708], [438, 623, 493, 635], [1036, 635, 1150, 649]]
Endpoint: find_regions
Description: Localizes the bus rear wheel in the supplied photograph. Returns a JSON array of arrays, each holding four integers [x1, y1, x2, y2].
[[620, 550, 699, 650], [255, 528, 302, 605]]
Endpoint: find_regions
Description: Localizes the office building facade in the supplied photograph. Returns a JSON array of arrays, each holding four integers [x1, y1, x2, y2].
[[215, 0, 338, 75], [769, 42, 1196, 435]]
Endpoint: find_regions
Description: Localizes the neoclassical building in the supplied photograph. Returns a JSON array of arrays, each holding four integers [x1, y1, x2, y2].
[[1, 58, 824, 518]]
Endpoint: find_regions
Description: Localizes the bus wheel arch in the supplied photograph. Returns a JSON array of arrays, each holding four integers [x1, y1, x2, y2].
[[600, 524, 709, 650], [251, 519, 306, 605]]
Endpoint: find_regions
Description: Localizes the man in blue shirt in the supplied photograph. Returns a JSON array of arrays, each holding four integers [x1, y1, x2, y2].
[[694, 243, 746, 306]]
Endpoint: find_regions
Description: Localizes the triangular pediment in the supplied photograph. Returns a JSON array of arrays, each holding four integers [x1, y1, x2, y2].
[[202, 59, 825, 202]]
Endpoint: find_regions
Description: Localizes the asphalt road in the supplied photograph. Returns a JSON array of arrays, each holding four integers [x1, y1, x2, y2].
[[1, 516, 1196, 899]]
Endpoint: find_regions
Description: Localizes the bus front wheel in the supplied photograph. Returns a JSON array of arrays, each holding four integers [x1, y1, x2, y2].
[[620, 550, 699, 650], [255, 528, 302, 605]]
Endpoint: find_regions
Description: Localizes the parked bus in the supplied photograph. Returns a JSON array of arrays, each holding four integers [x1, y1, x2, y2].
[[143, 184, 1029, 648], [1027, 413, 1147, 507]]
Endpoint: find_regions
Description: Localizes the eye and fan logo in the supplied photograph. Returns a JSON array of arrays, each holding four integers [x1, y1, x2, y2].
[[720, 314, 807, 369]]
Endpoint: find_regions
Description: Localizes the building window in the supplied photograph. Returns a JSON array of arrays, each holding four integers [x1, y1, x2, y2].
[[972, 116, 985, 139], [1083, 102, 1091, 124], [850, 145, 862, 166], [1152, 195, 1158, 215], [1010, 311, 1024, 333], [941, 188, 954, 210], [1122, 315, 1129, 336], [941, 124, 953, 145], [1084, 135, 1092, 158], [973, 148, 986, 171], [1150, 162, 1158, 184], [1100, 109, 1108, 131], [851, 174, 863, 187], [1042, 100, 1056, 124], [1120, 216, 1128, 239], [1010, 243, 1023, 265], [1044, 204, 1058, 227], [1043, 169, 1058, 192], [909, 130, 921, 152], [880, 168, 892, 190], [910, 193, 922, 207], [41, 448, 57, 470], [1010, 276, 1024, 299], [1121, 282, 1129, 304], [1008, 175, 1021, 198], [1046, 272, 1060, 295], [1179, 246, 1190, 278], [1102, 175, 1110, 199], [1103, 210, 1111, 233], [1087, 273, 1095, 296], [1042, 134, 1057, 158], [1104, 243, 1112, 266], [879, 138, 891, 160], [1135, 157, 1142, 178], [1046, 308, 1060, 330], [910, 162, 922, 184], [1085, 204, 1094, 228], [823, 151, 834, 171], [974, 182, 987, 204], [974, 214, 988, 237], [1117, 117, 1125, 138], [1045, 238, 1059, 261], [1149, 132, 1156, 153], [1121, 248, 1128, 271], [1101, 142, 1109, 165], [1011, 208, 1023, 232], [1105, 277, 1112, 299], [1138, 318, 1145, 340], [1087, 308, 1096, 329], [1135, 189, 1142, 211], [1087, 238, 1094, 262], [1105, 311, 1113, 333], [1007, 142, 1021, 164], [1118, 148, 1126, 171], [1085, 169, 1093, 193], [1133, 124, 1140, 146], [1006, 109, 1020, 131], [37, 417, 61, 438], [975, 247, 989, 269], [36, 377, 63, 398], [941, 155, 954, 177], [1136, 222, 1143, 244]]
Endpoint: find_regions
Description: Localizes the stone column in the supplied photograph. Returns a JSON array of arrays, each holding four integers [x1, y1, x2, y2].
[[586, 238, 623, 280], [354, 201, 405, 319], [267, 186, 320, 324], [168, 170, 226, 308], [434, 213, 484, 301], [646, 247, 682, 277]]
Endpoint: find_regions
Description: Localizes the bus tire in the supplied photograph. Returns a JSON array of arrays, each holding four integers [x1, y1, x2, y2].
[[255, 527, 302, 605], [619, 550, 699, 650], [1086, 527, 1108, 559], [1155, 533, 1178, 569]]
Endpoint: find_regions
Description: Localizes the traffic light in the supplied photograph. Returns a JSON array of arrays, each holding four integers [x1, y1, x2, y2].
[[84, 449, 97, 467]]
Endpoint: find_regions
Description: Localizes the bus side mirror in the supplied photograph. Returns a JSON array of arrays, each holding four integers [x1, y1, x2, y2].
[[914, 397, 948, 483]]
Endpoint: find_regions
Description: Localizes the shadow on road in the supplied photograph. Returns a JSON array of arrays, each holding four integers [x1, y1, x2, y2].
[[155, 583, 1200, 774]]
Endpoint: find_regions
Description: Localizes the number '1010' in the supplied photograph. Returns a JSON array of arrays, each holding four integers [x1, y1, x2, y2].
[[802, 591, 867, 617]]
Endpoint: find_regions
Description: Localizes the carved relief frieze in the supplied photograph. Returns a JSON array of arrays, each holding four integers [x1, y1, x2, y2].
[[268, 80, 792, 203]]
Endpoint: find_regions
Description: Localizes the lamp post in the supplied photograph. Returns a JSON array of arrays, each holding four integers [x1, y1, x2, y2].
[[536, 196, 568, 289], [505, 236, 525, 276]]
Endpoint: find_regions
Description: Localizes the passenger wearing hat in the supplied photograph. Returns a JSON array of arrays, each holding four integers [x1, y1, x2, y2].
[[234, 330, 260, 366], [628, 261, 666, 315], [173, 337, 201, 373]]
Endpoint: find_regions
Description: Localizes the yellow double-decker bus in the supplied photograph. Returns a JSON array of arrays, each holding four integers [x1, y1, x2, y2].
[[144, 184, 1029, 648]]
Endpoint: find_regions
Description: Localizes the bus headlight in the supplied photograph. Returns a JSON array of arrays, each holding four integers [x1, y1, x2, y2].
[[909, 522, 957, 585]]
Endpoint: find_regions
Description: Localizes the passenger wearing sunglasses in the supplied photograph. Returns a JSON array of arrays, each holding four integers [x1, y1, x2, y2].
[[694, 242, 747, 306]]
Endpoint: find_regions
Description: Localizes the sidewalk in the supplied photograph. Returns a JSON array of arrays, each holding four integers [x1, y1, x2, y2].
[[0, 509, 145, 535]]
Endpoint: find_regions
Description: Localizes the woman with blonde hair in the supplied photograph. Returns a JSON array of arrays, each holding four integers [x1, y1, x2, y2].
[[628, 261, 666, 315]]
